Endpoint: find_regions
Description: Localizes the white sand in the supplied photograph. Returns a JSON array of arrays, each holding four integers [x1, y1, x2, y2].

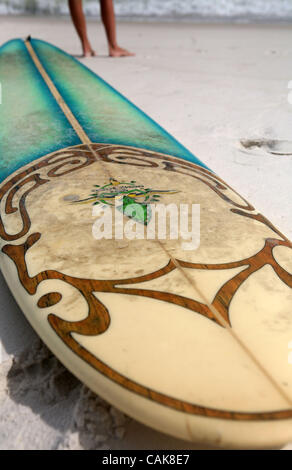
[[0, 16, 292, 450]]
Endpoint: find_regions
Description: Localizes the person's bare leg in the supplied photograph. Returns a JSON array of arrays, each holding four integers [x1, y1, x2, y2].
[[100, 0, 134, 57], [68, 0, 96, 57]]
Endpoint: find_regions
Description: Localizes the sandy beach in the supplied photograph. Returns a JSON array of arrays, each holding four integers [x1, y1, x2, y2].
[[0, 16, 292, 450]]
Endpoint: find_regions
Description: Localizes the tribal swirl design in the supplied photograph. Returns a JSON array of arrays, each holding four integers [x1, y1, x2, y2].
[[1, 143, 292, 420]]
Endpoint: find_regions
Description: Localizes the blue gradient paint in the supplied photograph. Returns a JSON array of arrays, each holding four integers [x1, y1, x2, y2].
[[31, 38, 208, 169], [0, 36, 209, 185], [0, 39, 80, 183]]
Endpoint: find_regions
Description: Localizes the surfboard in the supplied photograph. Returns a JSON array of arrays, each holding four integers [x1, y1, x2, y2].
[[1, 37, 292, 449]]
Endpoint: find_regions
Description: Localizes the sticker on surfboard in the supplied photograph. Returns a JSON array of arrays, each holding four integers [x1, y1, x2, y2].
[[73, 177, 179, 225]]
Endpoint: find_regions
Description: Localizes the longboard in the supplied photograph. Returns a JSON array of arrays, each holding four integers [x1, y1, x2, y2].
[[1, 37, 292, 449]]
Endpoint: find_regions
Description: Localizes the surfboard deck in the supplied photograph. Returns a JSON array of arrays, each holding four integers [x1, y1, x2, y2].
[[1, 37, 292, 449]]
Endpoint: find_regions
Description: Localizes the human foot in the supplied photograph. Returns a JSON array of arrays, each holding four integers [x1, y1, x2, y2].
[[82, 48, 96, 58], [82, 40, 96, 57], [109, 45, 135, 57]]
